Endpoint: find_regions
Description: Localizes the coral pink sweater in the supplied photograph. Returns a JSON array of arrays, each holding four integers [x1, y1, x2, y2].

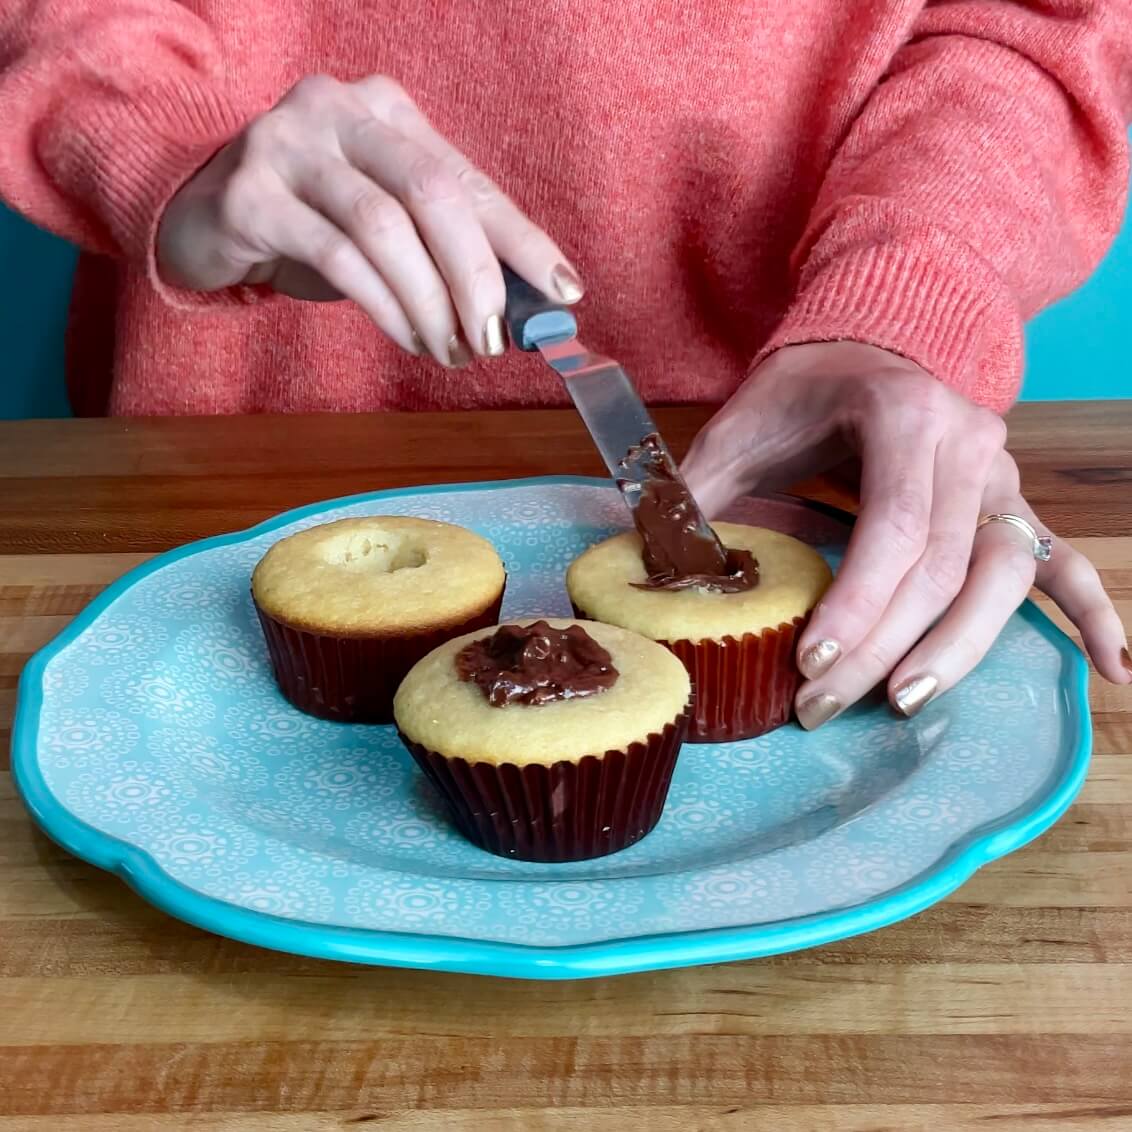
[[1, 2, 1130, 416]]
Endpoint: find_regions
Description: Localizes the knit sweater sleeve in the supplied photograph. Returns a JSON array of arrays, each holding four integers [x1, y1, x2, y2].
[[758, 0, 1132, 411], [0, 1, 269, 303]]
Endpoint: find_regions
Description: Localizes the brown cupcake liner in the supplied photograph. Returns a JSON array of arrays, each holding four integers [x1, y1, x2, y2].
[[662, 619, 805, 742], [400, 707, 691, 862], [255, 590, 504, 724], [572, 603, 804, 743]]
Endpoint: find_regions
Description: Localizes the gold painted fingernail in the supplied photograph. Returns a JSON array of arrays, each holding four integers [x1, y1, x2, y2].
[[796, 692, 842, 731], [551, 263, 585, 304], [893, 674, 939, 718], [484, 314, 506, 357], [447, 335, 474, 367], [1122, 646, 1132, 676], [800, 639, 841, 679], [410, 331, 426, 356]]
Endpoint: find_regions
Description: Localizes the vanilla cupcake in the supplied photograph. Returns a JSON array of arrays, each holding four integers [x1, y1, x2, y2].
[[253, 516, 505, 722], [567, 523, 831, 742], [394, 618, 691, 862]]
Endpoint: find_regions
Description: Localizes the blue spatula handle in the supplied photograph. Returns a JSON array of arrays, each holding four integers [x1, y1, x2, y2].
[[502, 265, 577, 351]]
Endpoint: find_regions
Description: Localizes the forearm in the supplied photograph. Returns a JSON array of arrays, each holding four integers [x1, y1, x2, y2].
[[0, 1, 266, 260], [762, 0, 1132, 410]]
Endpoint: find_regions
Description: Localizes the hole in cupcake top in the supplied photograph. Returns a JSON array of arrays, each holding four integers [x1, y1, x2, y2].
[[455, 621, 619, 707], [318, 528, 427, 573]]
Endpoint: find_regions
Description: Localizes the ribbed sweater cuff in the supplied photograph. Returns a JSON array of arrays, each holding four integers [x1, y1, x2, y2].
[[61, 81, 268, 309], [754, 236, 1003, 404]]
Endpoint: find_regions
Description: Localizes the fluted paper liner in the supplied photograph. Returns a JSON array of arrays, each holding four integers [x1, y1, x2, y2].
[[662, 619, 805, 742], [573, 603, 804, 743], [255, 591, 504, 724], [400, 707, 690, 862]]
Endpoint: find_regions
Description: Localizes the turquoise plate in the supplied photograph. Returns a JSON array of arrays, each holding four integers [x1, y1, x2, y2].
[[12, 478, 1091, 979]]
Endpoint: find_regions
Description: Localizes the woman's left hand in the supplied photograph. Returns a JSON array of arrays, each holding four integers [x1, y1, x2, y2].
[[681, 341, 1132, 729]]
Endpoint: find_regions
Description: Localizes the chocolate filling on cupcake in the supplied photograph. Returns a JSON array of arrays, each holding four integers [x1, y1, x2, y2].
[[621, 433, 759, 593], [456, 620, 618, 706]]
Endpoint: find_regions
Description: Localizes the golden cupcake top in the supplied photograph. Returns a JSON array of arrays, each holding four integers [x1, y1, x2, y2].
[[567, 522, 832, 643], [252, 516, 505, 636], [394, 619, 691, 767]]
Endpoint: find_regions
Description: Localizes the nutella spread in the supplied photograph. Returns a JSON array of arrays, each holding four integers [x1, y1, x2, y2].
[[456, 621, 619, 707], [621, 434, 759, 593]]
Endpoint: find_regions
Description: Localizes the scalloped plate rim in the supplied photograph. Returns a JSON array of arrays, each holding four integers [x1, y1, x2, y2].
[[11, 475, 1092, 979]]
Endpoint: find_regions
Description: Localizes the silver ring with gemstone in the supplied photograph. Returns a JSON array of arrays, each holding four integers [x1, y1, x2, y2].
[[977, 513, 1053, 563]]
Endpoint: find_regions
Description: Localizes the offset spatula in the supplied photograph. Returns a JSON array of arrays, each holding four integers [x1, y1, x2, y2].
[[502, 266, 725, 559]]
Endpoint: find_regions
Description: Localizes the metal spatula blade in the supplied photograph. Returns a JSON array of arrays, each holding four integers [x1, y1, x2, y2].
[[502, 266, 723, 551]]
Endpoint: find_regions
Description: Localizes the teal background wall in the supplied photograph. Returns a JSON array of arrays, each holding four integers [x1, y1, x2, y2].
[[1, 200, 1129, 418], [1, 207, 78, 419]]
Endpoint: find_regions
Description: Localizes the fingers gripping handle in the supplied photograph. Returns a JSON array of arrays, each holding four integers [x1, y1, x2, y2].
[[502, 265, 578, 351]]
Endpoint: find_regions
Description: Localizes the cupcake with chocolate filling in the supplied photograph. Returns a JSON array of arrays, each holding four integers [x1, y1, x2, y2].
[[393, 619, 691, 862], [252, 516, 505, 723], [566, 437, 831, 741]]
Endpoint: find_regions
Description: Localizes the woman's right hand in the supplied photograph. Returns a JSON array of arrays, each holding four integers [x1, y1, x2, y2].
[[157, 74, 583, 366]]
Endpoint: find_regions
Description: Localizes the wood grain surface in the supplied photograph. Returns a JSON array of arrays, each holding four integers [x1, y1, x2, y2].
[[1, 404, 1130, 1129]]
